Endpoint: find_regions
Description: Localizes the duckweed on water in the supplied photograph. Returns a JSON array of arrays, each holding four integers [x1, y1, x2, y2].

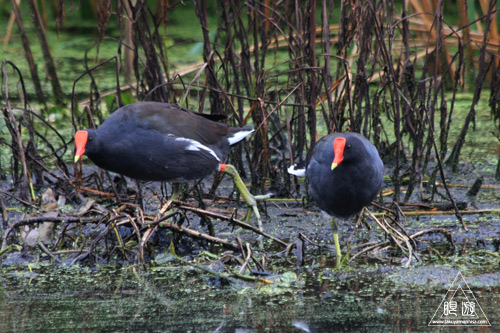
[[2, 261, 497, 331]]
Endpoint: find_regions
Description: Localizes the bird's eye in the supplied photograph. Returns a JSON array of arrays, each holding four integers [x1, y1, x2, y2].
[[88, 136, 93, 141], [347, 144, 351, 149]]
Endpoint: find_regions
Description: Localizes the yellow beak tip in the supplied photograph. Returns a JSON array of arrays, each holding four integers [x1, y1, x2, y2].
[[74, 155, 81, 163], [331, 162, 338, 170]]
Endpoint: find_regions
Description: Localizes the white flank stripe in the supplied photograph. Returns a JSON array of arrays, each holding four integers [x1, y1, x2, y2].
[[228, 129, 255, 145], [287, 164, 306, 177], [175, 137, 220, 162]]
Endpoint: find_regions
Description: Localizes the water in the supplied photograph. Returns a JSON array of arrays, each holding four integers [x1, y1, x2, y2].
[[1, 264, 498, 331]]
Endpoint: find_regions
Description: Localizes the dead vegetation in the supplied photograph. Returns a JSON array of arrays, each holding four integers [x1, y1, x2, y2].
[[1, 1, 499, 276]]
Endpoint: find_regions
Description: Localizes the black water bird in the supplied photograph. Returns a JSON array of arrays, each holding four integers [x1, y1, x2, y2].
[[289, 132, 384, 267], [74, 101, 262, 228]]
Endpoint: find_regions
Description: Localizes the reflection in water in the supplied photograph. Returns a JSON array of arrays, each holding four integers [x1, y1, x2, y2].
[[0, 266, 498, 331]]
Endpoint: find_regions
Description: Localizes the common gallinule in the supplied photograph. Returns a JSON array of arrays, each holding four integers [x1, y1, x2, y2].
[[288, 132, 384, 267], [74, 102, 263, 229]]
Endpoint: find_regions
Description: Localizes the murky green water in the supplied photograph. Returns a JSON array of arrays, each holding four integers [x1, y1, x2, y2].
[[1, 264, 498, 331]]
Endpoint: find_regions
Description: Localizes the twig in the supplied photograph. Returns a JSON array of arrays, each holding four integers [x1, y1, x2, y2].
[[365, 210, 414, 267], [408, 227, 455, 248], [175, 202, 288, 247], [435, 182, 500, 190], [159, 221, 240, 251], [77, 186, 116, 197], [169, 243, 272, 284], [238, 242, 253, 274], [349, 226, 455, 263], [0, 189, 37, 208], [51, 249, 88, 255], [38, 242, 62, 263], [70, 222, 116, 265], [349, 241, 389, 262], [402, 209, 500, 216], [470, 250, 500, 257], [2, 216, 98, 251]]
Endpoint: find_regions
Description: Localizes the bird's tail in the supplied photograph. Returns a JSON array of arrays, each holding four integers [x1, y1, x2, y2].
[[227, 126, 254, 145], [287, 164, 306, 177]]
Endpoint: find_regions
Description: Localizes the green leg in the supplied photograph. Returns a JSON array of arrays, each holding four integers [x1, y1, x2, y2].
[[330, 218, 342, 269], [171, 183, 184, 202], [165, 183, 184, 220], [221, 164, 264, 234]]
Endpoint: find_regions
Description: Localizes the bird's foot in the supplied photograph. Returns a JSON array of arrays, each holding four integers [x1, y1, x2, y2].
[[331, 219, 344, 269], [335, 255, 342, 269], [220, 164, 269, 246], [161, 183, 185, 222], [334, 252, 351, 269]]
